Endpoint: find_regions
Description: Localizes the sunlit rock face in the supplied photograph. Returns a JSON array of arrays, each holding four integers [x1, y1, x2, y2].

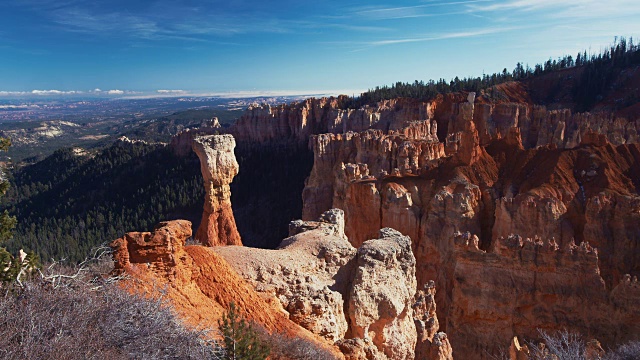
[[192, 134, 242, 246]]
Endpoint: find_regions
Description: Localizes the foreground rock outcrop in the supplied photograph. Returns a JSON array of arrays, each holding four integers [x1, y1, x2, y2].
[[192, 135, 242, 246], [215, 209, 452, 360], [347, 228, 417, 360], [111, 220, 278, 330], [110, 220, 341, 355]]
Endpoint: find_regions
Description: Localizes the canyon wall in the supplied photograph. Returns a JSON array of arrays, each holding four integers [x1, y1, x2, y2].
[[297, 94, 640, 358], [228, 93, 640, 149], [450, 232, 640, 356], [229, 96, 435, 145]]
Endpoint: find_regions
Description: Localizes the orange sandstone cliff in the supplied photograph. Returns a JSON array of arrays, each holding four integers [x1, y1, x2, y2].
[[298, 93, 640, 358]]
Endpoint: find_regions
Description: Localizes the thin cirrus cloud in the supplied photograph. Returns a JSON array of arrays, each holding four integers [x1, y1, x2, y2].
[[29, 1, 392, 43], [51, 8, 164, 39], [352, 0, 492, 20], [331, 26, 519, 51], [368, 27, 515, 46], [467, 0, 640, 18], [47, 6, 303, 41]]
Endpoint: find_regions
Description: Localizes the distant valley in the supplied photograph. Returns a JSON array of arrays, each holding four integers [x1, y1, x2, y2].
[[0, 95, 309, 162]]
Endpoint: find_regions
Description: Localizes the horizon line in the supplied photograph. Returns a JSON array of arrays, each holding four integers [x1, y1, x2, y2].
[[0, 89, 367, 100]]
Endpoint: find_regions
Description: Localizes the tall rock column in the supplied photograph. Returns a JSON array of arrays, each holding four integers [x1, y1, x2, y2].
[[192, 135, 242, 246]]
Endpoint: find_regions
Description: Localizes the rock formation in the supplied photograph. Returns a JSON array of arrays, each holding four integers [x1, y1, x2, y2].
[[215, 209, 355, 342], [228, 91, 639, 149], [110, 220, 341, 356], [111, 221, 288, 332], [450, 232, 640, 356], [214, 210, 452, 360], [347, 228, 417, 360], [414, 281, 454, 360], [118, 81, 640, 359], [192, 134, 242, 246], [298, 92, 640, 358], [229, 96, 435, 145]]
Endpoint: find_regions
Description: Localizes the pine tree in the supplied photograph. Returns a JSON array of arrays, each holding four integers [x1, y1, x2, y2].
[[0, 137, 16, 245], [0, 137, 39, 287], [0, 138, 19, 285], [218, 302, 270, 360]]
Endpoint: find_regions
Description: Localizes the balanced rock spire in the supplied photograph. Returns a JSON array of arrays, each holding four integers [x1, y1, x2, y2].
[[192, 134, 242, 246]]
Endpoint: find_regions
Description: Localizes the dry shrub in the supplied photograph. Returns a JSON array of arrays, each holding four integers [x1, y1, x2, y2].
[[0, 254, 223, 360], [527, 330, 586, 360], [604, 341, 640, 360], [258, 328, 339, 360]]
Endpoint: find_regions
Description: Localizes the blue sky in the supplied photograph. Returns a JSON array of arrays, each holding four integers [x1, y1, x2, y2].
[[0, 0, 639, 97]]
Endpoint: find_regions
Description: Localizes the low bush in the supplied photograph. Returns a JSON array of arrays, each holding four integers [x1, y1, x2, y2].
[[604, 341, 640, 360], [0, 255, 223, 360]]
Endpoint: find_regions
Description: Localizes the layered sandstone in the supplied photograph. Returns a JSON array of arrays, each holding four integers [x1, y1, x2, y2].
[[192, 135, 242, 246], [414, 281, 454, 360], [449, 232, 640, 355], [230, 97, 436, 145], [300, 94, 640, 358], [229, 91, 639, 150], [302, 121, 445, 240]]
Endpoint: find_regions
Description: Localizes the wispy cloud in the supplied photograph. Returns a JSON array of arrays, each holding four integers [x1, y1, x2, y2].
[[46, 6, 322, 42], [330, 26, 520, 51], [0, 89, 142, 97], [369, 27, 511, 46], [0, 91, 30, 96], [157, 89, 187, 94], [122, 89, 367, 100], [353, 0, 491, 20], [51, 8, 165, 39], [10, 0, 400, 44], [31, 89, 82, 95], [467, 0, 640, 19]]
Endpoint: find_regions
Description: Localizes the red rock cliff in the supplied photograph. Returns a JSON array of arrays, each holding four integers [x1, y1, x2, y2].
[[299, 94, 640, 358]]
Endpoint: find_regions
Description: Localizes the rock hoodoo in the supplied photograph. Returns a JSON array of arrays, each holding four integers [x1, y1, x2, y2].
[[191, 134, 242, 246], [347, 228, 417, 360]]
